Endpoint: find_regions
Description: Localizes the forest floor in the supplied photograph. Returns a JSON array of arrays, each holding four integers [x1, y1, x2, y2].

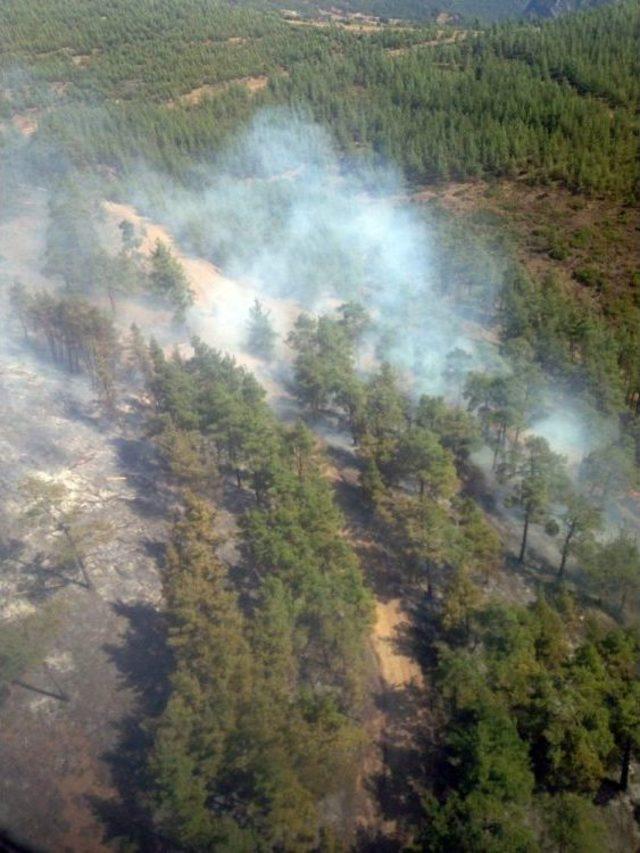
[[0, 194, 169, 850]]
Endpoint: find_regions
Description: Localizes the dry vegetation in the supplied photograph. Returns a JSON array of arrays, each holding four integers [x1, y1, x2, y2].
[[168, 75, 269, 108], [412, 177, 640, 309]]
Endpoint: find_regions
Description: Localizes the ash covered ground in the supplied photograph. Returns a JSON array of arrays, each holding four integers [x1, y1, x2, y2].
[[0, 334, 169, 851]]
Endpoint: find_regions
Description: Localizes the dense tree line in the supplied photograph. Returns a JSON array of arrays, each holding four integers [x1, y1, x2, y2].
[[288, 304, 640, 616], [3, 0, 637, 200], [140, 338, 373, 848], [414, 594, 640, 850], [283, 306, 640, 849], [499, 265, 640, 425], [273, 1, 639, 198], [10, 285, 119, 405], [0, 0, 394, 105]]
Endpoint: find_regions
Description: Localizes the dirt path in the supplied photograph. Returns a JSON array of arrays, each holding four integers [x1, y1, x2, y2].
[[318, 423, 424, 840], [386, 30, 468, 56], [167, 75, 268, 108], [373, 598, 422, 687], [102, 200, 301, 400]]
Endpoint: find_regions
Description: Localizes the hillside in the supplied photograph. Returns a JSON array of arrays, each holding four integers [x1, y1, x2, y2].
[[1, 1, 640, 851], [263, 0, 613, 21], [2, 1, 637, 196]]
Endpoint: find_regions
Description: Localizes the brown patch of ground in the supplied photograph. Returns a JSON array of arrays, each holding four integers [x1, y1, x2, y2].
[[286, 19, 383, 31], [283, 9, 409, 31], [168, 75, 268, 108], [50, 81, 70, 96], [373, 598, 422, 687], [387, 30, 467, 56], [409, 178, 489, 212], [244, 75, 269, 93], [486, 182, 639, 301], [101, 200, 301, 397], [10, 111, 40, 136], [71, 53, 93, 67]]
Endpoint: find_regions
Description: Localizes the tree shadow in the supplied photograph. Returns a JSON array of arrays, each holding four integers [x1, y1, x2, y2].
[[0, 828, 42, 853], [89, 600, 172, 850], [502, 549, 617, 622], [461, 461, 497, 513], [141, 538, 166, 568], [0, 538, 25, 563], [17, 551, 89, 604], [354, 827, 403, 852], [12, 663, 70, 703], [595, 777, 622, 806], [366, 680, 429, 831], [219, 476, 258, 517], [390, 594, 441, 673], [55, 389, 104, 430], [325, 442, 359, 476], [110, 437, 173, 520], [328, 474, 407, 601]]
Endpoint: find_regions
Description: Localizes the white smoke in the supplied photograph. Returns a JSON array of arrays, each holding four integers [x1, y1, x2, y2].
[[123, 109, 495, 396]]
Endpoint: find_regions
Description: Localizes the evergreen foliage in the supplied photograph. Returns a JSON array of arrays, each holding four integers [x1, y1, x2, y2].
[[149, 241, 194, 322], [2, 2, 637, 198], [143, 337, 373, 846], [246, 299, 277, 360]]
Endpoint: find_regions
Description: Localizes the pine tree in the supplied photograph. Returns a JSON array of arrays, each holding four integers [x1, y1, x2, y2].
[[150, 493, 253, 846], [246, 299, 277, 361], [504, 436, 568, 564], [149, 241, 194, 322]]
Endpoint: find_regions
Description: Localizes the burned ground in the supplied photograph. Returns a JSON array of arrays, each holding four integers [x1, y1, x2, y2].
[[0, 335, 168, 851]]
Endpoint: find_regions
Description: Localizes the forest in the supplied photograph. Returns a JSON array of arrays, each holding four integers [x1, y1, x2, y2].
[[0, 0, 640, 851]]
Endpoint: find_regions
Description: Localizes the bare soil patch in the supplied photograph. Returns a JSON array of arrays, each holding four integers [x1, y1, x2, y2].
[[101, 200, 301, 398], [10, 112, 40, 137], [387, 30, 467, 57], [168, 75, 268, 108], [373, 598, 422, 688]]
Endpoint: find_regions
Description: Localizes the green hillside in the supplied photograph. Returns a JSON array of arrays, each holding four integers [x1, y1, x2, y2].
[[1, 2, 640, 851], [2, 1, 637, 197]]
